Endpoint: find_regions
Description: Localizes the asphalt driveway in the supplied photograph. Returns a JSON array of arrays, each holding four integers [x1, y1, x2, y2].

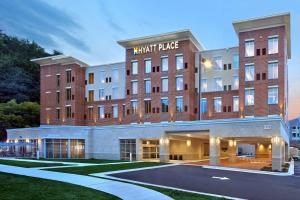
[[111, 165, 300, 200]]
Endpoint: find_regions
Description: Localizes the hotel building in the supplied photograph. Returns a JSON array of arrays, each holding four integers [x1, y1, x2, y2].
[[8, 13, 291, 171]]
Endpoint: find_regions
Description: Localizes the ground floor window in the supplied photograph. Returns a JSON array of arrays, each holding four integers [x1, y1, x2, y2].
[[45, 139, 85, 159], [120, 139, 136, 161], [142, 140, 159, 159]]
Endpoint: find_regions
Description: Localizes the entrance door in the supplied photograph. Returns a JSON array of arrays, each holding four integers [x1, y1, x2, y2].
[[142, 140, 159, 159]]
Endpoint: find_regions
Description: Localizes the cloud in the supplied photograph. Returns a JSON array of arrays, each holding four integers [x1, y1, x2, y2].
[[0, 0, 90, 52]]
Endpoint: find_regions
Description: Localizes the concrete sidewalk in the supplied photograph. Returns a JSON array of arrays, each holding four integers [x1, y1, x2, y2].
[[0, 164, 172, 200]]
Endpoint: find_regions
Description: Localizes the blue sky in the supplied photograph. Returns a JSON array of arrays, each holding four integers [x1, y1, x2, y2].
[[0, 0, 299, 119]]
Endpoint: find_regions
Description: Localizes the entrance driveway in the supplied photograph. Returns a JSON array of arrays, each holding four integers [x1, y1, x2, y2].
[[110, 165, 300, 200], [294, 161, 300, 176]]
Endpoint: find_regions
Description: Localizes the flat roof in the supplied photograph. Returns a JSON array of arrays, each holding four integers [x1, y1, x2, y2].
[[31, 55, 89, 67], [117, 29, 205, 51], [232, 12, 291, 59]]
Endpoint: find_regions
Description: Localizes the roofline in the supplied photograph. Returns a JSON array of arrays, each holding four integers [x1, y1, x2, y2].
[[232, 12, 290, 24], [117, 29, 205, 51], [31, 55, 89, 67], [87, 61, 125, 68], [200, 46, 239, 53]]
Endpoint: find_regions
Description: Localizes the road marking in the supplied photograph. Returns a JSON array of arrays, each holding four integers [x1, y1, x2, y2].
[[212, 176, 230, 180]]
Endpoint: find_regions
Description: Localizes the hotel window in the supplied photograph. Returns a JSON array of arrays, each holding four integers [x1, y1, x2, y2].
[[120, 139, 136, 161], [176, 76, 183, 91], [100, 71, 105, 83], [245, 88, 255, 106], [112, 69, 119, 82], [161, 57, 168, 71], [112, 87, 118, 99], [122, 104, 126, 118], [268, 36, 278, 54], [214, 77, 222, 91], [233, 96, 239, 112], [161, 98, 169, 113], [268, 61, 278, 79], [88, 107, 93, 120], [176, 96, 183, 112], [232, 76, 239, 90], [131, 100, 138, 114], [176, 55, 183, 70], [88, 90, 94, 102], [201, 79, 208, 92], [214, 97, 222, 113], [245, 40, 254, 57], [131, 81, 138, 94], [232, 54, 239, 69], [88, 73, 94, 84], [132, 61, 138, 75], [66, 88, 71, 101], [112, 105, 118, 118], [56, 108, 60, 120], [268, 86, 278, 104], [65, 106, 72, 118], [98, 106, 104, 119], [99, 89, 105, 100], [145, 59, 151, 73], [66, 70, 72, 83], [144, 99, 151, 114], [245, 64, 255, 81], [144, 79, 151, 94], [56, 91, 60, 104], [161, 78, 168, 92], [200, 98, 207, 113], [213, 56, 223, 71], [56, 74, 60, 87]]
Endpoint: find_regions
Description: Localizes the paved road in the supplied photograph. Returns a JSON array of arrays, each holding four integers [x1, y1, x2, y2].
[[0, 164, 172, 200], [111, 165, 300, 200], [294, 161, 300, 176]]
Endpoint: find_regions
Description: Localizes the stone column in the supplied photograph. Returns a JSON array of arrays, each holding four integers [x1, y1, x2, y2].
[[271, 136, 283, 171], [68, 139, 71, 159], [159, 135, 170, 163], [136, 139, 143, 161], [228, 140, 237, 162], [281, 141, 285, 165], [209, 136, 220, 166]]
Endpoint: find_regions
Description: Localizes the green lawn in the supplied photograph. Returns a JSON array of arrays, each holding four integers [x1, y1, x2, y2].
[[0, 172, 119, 200], [0, 160, 66, 168], [22, 158, 126, 164], [46, 162, 164, 175]]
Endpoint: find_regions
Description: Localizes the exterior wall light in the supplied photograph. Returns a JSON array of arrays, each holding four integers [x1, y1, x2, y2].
[[187, 140, 191, 147]]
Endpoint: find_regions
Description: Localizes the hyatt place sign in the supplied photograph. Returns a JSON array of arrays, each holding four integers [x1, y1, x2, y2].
[[133, 41, 179, 55]]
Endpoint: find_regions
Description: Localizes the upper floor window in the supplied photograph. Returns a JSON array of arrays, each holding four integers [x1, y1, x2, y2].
[[66, 70, 72, 83], [144, 79, 151, 94], [161, 57, 168, 71], [232, 76, 239, 90], [245, 64, 254, 81], [112, 69, 119, 82], [98, 106, 104, 119], [145, 59, 151, 73], [200, 98, 207, 113], [56, 74, 60, 87], [176, 96, 183, 112], [56, 108, 60, 120], [162, 78, 168, 92], [268, 61, 278, 79], [88, 90, 94, 102], [268, 36, 278, 54], [214, 97, 222, 113], [88, 107, 93, 120], [201, 79, 208, 92], [214, 77, 222, 91], [65, 106, 72, 118], [131, 100, 138, 114], [232, 54, 239, 69], [100, 71, 105, 83], [245, 40, 254, 57], [144, 99, 151, 114], [131, 81, 138, 95], [213, 56, 223, 70], [233, 96, 239, 112], [176, 76, 183, 91], [99, 89, 105, 100], [161, 98, 169, 113], [131, 61, 138, 75], [56, 91, 60, 104], [245, 88, 254, 106], [176, 55, 183, 70], [88, 73, 94, 84], [66, 88, 71, 101], [112, 87, 118, 99], [268, 86, 278, 104], [112, 105, 118, 118]]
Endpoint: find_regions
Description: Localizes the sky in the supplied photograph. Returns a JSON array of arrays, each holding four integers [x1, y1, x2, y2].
[[0, 0, 299, 119]]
